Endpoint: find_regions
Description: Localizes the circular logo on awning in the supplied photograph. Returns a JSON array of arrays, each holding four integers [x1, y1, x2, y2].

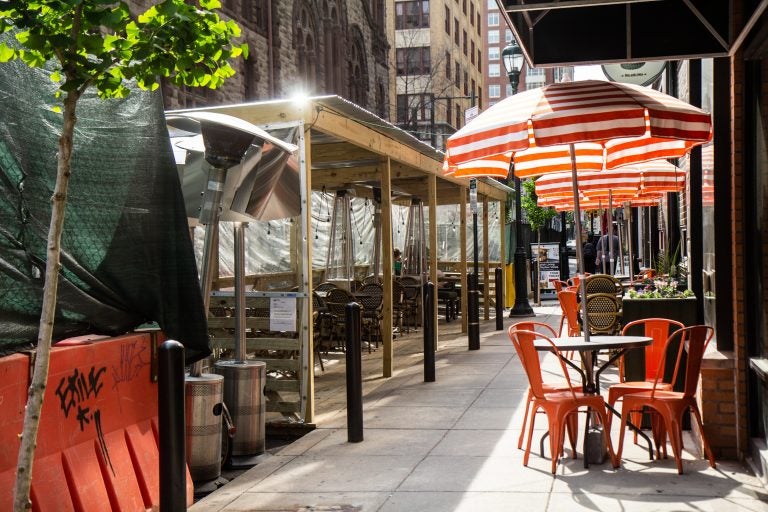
[[601, 61, 666, 86]]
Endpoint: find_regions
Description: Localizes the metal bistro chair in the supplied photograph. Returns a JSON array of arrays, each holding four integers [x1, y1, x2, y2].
[[605, 318, 685, 452], [357, 283, 384, 352], [584, 273, 624, 299], [508, 327, 619, 474], [616, 325, 716, 474], [509, 321, 575, 452], [311, 292, 332, 371], [398, 276, 422, 333], [325, 288, 356, 352], [584, 293, 623, 335], [391, 278, 406, 336]]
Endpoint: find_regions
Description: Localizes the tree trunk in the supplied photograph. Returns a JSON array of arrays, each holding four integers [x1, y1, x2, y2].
[[536, 229, 542, 307], [13, 90, 79, 511]]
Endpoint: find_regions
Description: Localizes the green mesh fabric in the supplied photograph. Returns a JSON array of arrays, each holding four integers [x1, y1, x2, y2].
[[0, 38, 210, 363]]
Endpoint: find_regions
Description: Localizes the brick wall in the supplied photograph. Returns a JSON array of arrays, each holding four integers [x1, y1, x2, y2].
[[697, 352, 738, 459], [730, 0, 749, 459]]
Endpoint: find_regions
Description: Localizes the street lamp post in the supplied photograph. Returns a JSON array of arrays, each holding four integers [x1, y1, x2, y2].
[[502, 41, 534, 317]]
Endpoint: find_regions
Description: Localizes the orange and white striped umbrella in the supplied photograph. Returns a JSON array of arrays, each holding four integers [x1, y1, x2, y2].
[[443, 80, 710, 341], [535, 160, 685, 198], [444, 80, 711, 173], [538, 194, 663, 211]]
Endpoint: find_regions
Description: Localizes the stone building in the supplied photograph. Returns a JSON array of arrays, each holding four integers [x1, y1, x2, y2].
[[129, 0, 390, 118]]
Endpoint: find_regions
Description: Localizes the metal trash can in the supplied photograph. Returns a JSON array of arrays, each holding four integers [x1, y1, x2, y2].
[[214, 360, 266, 456], [185, 373, 224, 482]]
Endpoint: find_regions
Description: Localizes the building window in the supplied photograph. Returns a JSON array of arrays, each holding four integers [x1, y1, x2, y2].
[[463, 30, 468, 55], [488, 12, 499, 26], [470, 2, 475, 23], [348, 30, 368, 106], [506, 29, 514, 43], [395, 0, 430, 29], [477, 49, 481, 68], [488, 63, 500, 77], [471, 41, 475, 64], [476, 13, 481, 35], [245, 0, 269, 33], [463, 71, 469, 95], [445, 6, 451, 33], [455, 109, 461, 129], [488, 30, 499, 44], [445, 52, 451, 79], [506, 83, 513, 97], [527, 67, 545, 77], [488, 46, 499, 61], [396, 93, 432, 125], [487, 0, 496, 9], [295, 3, 318, 93], [454, 19, 460, 44], [471, 78, 476, 99], [455, 62, 461, 87], [554, 66, 573, 82], [489, 84, 501, 98], [396, 47, 431, 75]]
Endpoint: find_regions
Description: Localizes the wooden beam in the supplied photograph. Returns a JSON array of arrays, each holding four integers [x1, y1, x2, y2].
[[428, 174, 438, 341], [381, 158, 394, 378]]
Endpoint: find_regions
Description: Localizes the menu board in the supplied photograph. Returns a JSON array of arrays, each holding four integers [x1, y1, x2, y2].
[[531, 243, 561, 292]]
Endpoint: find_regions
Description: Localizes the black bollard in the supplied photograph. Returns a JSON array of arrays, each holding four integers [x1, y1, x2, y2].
[[159, 340, 186, 512], [423, 281, 436, 382], [468, 273, 480, 350], [495, 267, 504, 331], [345, 302, 364, 442]]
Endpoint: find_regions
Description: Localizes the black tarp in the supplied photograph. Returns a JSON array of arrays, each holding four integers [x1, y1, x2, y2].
[[0, 39, 210, 363]]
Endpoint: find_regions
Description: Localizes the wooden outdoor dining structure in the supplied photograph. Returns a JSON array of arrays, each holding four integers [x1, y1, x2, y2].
[[169, 96, 511, 425]]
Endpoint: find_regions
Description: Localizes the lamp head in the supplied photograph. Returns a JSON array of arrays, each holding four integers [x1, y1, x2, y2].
[[502, 41, 524, 95], [501, 41, 524, 75]]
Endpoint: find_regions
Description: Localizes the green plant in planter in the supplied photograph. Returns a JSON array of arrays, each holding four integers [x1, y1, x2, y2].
[[628, 284, 694, 299]]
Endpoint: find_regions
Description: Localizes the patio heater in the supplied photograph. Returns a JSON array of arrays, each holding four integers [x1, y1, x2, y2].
[[402, 197, 427, 279], [167, 112, 297, 482], [324, 190, 356, 290]]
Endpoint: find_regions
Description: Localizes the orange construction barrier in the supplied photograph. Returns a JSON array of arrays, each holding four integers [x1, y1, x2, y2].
[[0, 332, 194, 511]]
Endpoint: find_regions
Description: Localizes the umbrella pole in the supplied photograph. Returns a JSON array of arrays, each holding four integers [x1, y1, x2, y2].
[[626, 202, 635, 284], [609, 190, 614, 275], [568, 144, 590, 344]]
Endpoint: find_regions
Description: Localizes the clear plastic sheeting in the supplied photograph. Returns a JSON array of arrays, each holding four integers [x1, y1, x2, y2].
[[0, 33, 209, 362], [200, 192, 501, 282]]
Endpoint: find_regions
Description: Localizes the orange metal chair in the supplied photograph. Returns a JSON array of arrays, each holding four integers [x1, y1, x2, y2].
[[509, 321, 571, 451], [557, 290, 581, 337], [616, 325, 716, 474], [605, 318, 685, 446], [508, 327, 619, 474]]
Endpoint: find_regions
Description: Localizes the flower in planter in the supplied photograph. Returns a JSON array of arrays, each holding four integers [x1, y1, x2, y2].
[[628, 279, 694, 299]]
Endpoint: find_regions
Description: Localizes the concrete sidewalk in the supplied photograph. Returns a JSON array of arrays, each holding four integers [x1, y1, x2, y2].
[[192, 304, 768, 512]]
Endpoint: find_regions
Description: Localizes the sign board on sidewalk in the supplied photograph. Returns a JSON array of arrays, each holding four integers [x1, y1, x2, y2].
[[531, 243, 561, 293]]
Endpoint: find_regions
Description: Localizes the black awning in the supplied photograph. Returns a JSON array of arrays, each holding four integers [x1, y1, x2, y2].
[[502, 0, 731, 66]]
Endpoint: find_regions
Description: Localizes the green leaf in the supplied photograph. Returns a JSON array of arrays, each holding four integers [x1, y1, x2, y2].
[[50, 70, 61, 82], [199, 0, 222, 9], [0, 43, 16, 62]]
